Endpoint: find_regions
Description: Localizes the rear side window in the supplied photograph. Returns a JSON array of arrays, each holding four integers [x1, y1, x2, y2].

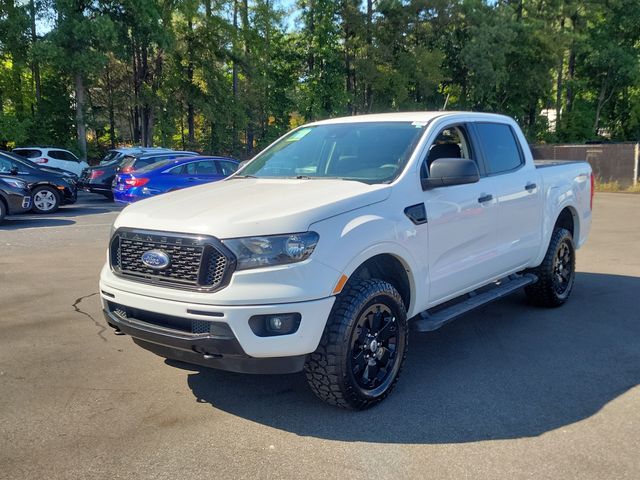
[[14, 149, 41, 159], [49, 150, 78, 162], [474, 123, 523, 174]]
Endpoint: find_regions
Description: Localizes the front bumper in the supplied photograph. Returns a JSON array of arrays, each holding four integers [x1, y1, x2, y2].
[[5, 193, 31, 214], [61, 186, 77, 205], [100, 286, 335, 374], [78, 181, 112, 195]]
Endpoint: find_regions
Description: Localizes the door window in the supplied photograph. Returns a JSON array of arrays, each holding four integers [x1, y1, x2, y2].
[[216, 161, 238, 176], [181, 160, 217, 175], [423, 125, 475, 177], [49, 150, 79, 162], [474, 123, 523, 174]]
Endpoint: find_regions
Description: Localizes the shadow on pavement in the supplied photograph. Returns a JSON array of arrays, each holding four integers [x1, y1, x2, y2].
[[1, 217, 76, 229], [171, 272, 640, 444], [2, 193, 122, 229]]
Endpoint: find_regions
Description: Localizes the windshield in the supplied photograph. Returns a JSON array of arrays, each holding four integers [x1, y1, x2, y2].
[[100, 150, 124, 165], [238, 122, 426, 184], [2, 151, 38, 170]]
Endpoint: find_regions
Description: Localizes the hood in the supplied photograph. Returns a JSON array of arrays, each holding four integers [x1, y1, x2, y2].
[[114, 178, 391, 238]]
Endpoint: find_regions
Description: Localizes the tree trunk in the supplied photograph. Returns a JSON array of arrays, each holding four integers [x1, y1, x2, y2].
[[29, 0, 41, 107], [232, 0, 239, 153], [131, 41, 141, 143], [365, 0, 373, 112], [74, 73, 87, 159], [186, 17, 195, 146], [555, 17, 565, 125]]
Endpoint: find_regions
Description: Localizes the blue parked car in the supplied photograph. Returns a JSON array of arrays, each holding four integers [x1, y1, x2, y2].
[[112, 155, 239, 204]]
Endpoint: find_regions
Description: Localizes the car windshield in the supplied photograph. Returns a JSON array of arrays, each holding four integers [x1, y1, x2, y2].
[[2, 151, 39, 170], [100, 151, 123, 165], [238, 122, 426, 184]]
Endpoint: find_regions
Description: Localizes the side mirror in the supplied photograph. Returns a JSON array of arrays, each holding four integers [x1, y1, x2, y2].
[[421, 158, 480, 190], [10, 166, 19, 176]]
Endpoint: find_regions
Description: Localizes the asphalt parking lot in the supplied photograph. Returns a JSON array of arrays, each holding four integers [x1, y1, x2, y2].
[[1, 192, 639, 479]]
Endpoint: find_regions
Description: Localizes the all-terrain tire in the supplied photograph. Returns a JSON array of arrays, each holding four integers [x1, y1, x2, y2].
[[525, 227, 575, 307], [304, 278, 408, 410]]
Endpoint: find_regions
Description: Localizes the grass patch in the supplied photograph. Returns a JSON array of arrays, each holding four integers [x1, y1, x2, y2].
[[595, 179, 640, 193]]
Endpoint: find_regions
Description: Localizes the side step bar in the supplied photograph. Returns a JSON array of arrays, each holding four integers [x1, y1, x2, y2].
[[411, 273, 538, 332]]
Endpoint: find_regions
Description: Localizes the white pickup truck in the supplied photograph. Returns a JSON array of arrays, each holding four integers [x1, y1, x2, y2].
[[101, 112, 593, 409]]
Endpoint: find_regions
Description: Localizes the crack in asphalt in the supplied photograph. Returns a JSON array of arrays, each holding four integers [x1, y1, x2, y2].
[[72, 292, 107, 342]]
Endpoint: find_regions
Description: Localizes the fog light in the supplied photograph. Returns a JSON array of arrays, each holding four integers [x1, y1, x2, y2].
[[269, 316, 283, 330], [249, 313, 301, 337]]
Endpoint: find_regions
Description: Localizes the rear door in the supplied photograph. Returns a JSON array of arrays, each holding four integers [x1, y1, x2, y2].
[[421, 124, 501, 304], [472, 122, 543, 273], [48, 150, 82, 175]]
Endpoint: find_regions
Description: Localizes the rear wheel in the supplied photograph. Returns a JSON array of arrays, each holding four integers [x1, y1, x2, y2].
[[304, 279, 408, 410], [0, 199, 6, 223], [31, 186, 60, 214], [525, 227, 575, 307]]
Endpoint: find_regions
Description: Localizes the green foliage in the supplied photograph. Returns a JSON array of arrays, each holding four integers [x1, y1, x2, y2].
[[1, 0, 639, 159]]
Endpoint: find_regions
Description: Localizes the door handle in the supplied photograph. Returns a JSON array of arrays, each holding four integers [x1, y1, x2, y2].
[[477, 194, 493, 204], [187, 177, 198, 182], [525, 183, 537, 192]]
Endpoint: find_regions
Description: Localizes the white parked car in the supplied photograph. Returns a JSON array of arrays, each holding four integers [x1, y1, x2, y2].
[[100, 112, 593, 409], [13, 147, 89, 176]]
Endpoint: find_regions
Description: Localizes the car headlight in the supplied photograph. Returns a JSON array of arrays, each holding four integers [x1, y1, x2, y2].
[[2, 178, 28, 189], [223, 232, 319, 270]]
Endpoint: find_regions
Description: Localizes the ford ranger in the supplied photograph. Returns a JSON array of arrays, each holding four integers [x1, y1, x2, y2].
[[100, 112, 593, 409]]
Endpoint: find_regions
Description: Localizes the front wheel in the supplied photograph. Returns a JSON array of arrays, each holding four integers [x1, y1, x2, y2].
[[31, 186, 60, 214], [304, 279, 408, 410], [525, 227, 576, 307]]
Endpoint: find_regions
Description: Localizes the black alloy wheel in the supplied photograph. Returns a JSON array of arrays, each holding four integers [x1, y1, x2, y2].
[[305, 278, 408, 410], [525, 227, 575, 307]]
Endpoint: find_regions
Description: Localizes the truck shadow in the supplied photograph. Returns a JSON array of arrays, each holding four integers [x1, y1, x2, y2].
[[174, 272, 640, 444]]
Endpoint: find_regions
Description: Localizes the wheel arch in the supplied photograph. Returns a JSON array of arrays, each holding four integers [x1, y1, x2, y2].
[[339, 249, 417, 316], [0, 193, 8, 214], [553, 205, 579, 241]]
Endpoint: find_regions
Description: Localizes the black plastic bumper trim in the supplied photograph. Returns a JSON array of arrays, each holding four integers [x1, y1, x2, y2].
[[103, 309, 306, 374]]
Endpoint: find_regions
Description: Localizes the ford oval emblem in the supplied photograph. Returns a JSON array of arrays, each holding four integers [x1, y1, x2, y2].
[[141, 249, 171, 270]]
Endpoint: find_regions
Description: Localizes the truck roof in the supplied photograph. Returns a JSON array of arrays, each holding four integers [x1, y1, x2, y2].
[[308, 111, 512, 126]]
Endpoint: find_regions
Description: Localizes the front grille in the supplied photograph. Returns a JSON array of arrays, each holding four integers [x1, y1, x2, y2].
[[107, 301, 232, 336], [110, 228, 236, 292]]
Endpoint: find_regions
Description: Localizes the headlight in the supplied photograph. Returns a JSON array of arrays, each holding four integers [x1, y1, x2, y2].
[[2, 178, 28, 189], [223, 232, 319, 270]]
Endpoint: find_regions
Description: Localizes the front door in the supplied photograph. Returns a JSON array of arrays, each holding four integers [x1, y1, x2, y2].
[[422, 124, 500, 304]]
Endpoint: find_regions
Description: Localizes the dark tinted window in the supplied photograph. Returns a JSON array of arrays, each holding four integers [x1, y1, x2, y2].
[[191, 160, 218, 175], [217, 161, 238, 176], [475, 123, 523, 174], [49, 150, 78, 161], [13, 148, 41, 158]]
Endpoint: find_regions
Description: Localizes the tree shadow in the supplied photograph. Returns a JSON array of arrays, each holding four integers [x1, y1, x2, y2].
[[167, 272, 640, 444], [1, 217, 76, 229]]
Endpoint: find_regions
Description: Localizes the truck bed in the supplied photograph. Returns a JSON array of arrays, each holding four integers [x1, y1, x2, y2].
[[534, 159, 587, 169]]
